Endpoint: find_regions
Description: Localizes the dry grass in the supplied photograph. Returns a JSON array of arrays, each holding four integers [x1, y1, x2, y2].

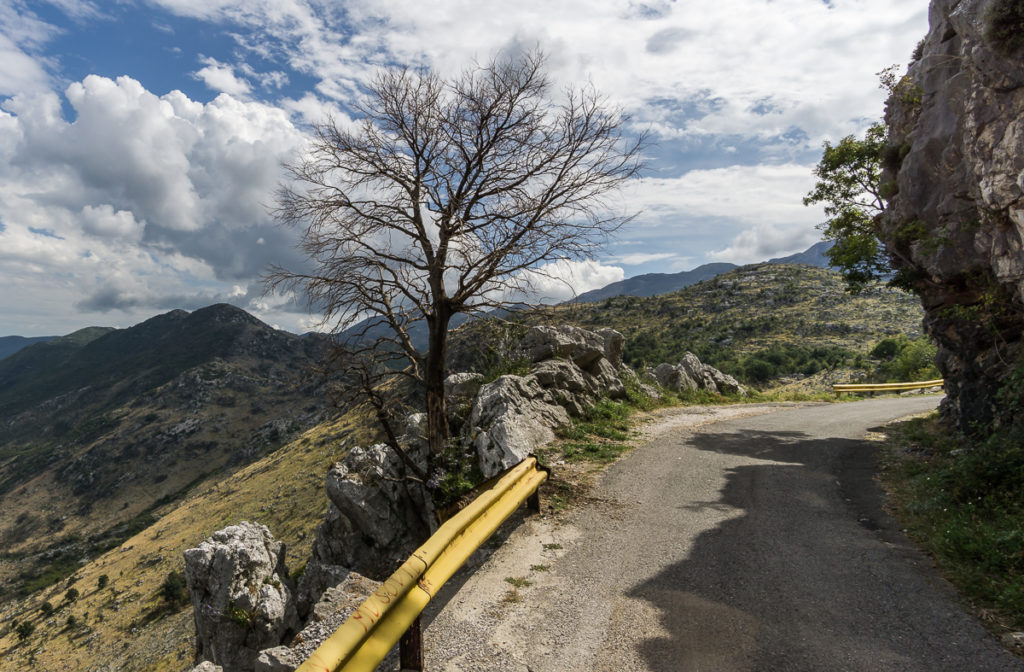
[[0, 408, 374, 672]]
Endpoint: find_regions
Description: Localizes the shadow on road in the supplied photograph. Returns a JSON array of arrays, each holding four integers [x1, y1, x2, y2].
[[625, 426, 1018, 672]]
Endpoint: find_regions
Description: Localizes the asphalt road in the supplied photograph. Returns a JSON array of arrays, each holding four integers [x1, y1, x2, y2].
[[423, 397, 1023, 671]]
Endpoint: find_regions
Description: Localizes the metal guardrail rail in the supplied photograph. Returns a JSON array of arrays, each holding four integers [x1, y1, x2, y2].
[[833, 379, 944, 396], [296, 456, 549, 672]]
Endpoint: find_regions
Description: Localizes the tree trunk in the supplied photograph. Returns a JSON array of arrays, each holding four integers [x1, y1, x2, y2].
[[424, 307, 452, 458]]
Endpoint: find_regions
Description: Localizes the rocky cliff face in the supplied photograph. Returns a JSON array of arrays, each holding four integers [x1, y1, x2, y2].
[[880, 0, 1024, 431]]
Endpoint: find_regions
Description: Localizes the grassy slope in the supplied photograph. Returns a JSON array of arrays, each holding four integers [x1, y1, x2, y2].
[[0, 409, 375, 672], [527, 263, 924, 372]]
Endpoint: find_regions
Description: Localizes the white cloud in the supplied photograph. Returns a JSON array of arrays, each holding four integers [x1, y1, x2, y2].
[[80, 204, 146, 240], [624, 163, 823, 228], [0, 74, 309, 332], [707, 223, 822, 265], [609, 252, 679, 266], [0, 3, 59, 95], [194, 56, 251, 96], [515, 259, 625, 304], [0, 0, 930, 334]]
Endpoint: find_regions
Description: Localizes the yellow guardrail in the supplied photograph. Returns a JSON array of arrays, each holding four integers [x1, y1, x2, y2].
[[833, 379, 944, 396], [296, 456, 548, 672]]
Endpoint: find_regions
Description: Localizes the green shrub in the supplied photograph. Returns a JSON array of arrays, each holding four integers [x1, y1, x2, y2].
[[870, 338, 901, 360], [15, 621, 34, 641], [985, 0, 1024, 56], [160, 570, 188, 608]]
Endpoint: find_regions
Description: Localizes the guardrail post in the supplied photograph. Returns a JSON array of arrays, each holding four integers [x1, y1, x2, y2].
[[527, 489, 541, 513], [400, 614, 424, 671]]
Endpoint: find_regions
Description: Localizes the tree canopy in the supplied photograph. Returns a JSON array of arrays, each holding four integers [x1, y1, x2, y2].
[[804, 122, 890, 292]]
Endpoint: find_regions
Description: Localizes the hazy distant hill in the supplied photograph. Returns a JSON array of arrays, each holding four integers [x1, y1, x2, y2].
[[0, 304, 330, 600], [571, 262, 738, 302], [571, 241, 835, 303], [0, 335, 57, 360], [767, 240, 834, 267]]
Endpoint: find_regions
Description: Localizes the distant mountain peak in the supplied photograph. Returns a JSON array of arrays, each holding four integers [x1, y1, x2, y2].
[[190, 303, 266, 326]]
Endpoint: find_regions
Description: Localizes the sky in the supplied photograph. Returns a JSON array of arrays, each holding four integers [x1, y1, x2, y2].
[[0, 0, 929, 336]]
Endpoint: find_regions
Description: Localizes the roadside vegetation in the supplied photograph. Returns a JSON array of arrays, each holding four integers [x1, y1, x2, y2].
[[879, 389, 1024, 636]]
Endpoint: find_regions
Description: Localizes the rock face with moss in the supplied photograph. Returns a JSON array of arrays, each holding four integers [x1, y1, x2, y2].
[[880, 0, 1024, 431]]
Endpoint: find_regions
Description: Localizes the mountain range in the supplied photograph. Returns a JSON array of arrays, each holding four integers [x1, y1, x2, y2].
[[0, 303, 330, 602]]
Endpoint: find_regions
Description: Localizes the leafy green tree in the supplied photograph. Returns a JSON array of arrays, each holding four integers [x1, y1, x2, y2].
[[97, 574, 109, 590], [64, 587, 79, 603], [804, 122, 890, 292]]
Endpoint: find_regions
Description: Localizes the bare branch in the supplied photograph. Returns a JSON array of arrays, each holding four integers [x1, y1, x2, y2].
[[270, 49, 645, 460]]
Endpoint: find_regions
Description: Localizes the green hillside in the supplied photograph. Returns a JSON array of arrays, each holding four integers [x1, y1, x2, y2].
[[0, 305, 331, 603], [515, 263, 926, 383]]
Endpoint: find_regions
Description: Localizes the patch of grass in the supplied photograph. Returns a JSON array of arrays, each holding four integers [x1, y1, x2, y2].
[[530, 564, 550, 572], [880, 413, 1024, 630], [504, 576, 532, 588], [543, 543, 562, 551], [560, 441, 631, 463], [558, 399, 632, 442], [501, 588, 523, 604]]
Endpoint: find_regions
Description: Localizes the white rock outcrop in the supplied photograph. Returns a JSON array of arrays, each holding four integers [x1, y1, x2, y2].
[[297, 443, 434, 613], [651, 352, 746, 396], [468, 374, 571, 477], [184, 522, 298, 672]]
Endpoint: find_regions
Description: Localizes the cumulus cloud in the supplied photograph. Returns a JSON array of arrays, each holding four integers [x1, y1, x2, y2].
[[609, 163, 827, 267], [0, 74, 310, 332], [194, 56, 251, 95], [80, 204, 146, 240], [0, 0, 930, 335], [147, 0, 924, 150]]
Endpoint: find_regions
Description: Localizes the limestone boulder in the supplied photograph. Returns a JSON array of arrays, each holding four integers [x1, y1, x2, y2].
[[651, 353, 746, 396], [590, 357, 627, 399], [444, 372, 485, 404], [297, 443, 434, 612], [519, 325, 608, 368], [183, 522, 298, 672], [189, 663, 223, 672], [467, 374, 570, 477], [595, 328, 625, 368], [653, 362, 697, 392], [256, 572, 381, 672], [678, 352, 721, 392]]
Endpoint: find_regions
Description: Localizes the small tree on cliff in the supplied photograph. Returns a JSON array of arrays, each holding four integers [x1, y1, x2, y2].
[[269, 51, 643, 461], [804, 122, 890, 292]]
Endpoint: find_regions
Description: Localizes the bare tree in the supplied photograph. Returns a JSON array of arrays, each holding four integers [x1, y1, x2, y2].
[[269, 50, 644, 460]]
